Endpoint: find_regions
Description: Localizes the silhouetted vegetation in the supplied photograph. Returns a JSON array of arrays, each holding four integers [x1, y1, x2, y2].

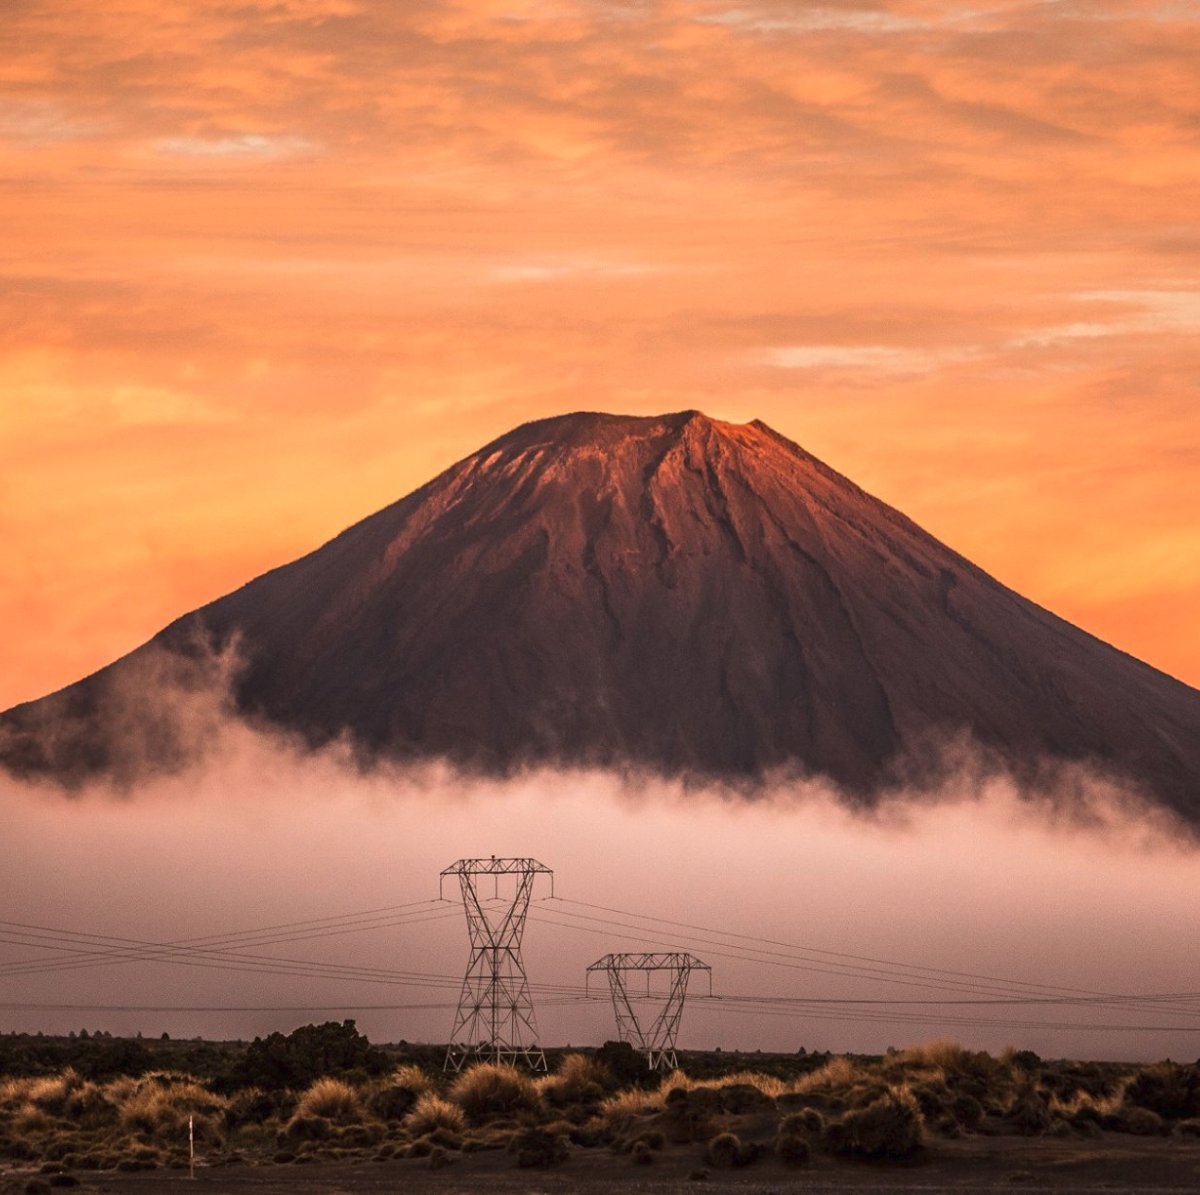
[[231, 1020, 389, 1091], [4, 1029, 1200, 1181]]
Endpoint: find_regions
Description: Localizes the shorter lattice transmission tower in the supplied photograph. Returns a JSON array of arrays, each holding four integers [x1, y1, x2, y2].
[[587, 952, 711, 1071], [442, 857, 553, 1073]]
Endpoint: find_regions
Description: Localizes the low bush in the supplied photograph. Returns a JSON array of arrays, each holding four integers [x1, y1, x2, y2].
[[1125, 1063, 1200, 1121], [233, 1021, 388, 1091], [1007, 1088, 1052, 1137], [224, 1087, 276, 1128]]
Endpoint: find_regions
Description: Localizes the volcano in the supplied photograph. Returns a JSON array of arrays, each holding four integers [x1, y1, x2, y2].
[[3, 410, 1199, 814]]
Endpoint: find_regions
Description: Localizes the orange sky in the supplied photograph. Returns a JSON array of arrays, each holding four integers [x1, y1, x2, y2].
[[2, 0, 1199, 710]]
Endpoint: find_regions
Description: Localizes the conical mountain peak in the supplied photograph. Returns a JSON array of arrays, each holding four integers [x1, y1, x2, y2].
[[3, 409, 1199, 820]]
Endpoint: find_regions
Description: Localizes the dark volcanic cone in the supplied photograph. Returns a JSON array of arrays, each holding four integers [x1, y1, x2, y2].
[[3, 410, 1199, 814]]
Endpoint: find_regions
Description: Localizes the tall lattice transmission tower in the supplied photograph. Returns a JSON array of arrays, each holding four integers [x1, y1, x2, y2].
[[442, 857, 553, 1073], [587, 952, 711, 1071]]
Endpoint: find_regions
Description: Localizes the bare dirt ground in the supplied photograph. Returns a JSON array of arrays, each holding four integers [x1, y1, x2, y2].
[[7, 1134, 1200, 1195]]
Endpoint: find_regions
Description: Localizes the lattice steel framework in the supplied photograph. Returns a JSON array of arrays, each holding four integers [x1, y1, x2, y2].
[[441, 857, 553, 1073], [587, 952, 711, 1071]]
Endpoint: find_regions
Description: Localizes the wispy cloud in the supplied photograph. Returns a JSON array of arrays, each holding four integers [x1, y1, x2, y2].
[[154, 134, 315, 158]]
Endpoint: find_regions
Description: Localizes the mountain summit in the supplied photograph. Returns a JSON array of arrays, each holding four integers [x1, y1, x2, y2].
[[4, 410, 1200, 814]]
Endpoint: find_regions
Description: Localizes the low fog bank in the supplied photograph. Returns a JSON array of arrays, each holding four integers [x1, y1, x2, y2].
[[3, 723, 1200, 1064]]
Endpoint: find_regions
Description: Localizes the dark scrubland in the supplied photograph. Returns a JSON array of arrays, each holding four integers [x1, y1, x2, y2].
[[5, 1025, 1200, 1192]]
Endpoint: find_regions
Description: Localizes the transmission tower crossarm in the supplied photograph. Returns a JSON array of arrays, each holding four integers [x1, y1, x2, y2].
[[587, 952, 711, 1071]]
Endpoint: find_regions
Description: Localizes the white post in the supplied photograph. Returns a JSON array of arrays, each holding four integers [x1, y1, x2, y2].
[[189, 1114, 195, 1179]]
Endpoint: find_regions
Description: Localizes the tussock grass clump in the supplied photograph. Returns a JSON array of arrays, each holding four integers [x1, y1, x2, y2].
[[1007, 1088, 1052, 1137], [390, 1064, 433, 1094], [775, 1131, 811, 1166], [599, 1086, 664, 1122], [368, 1063, 431, 1121], [780, 1108, 824, 1136], [1115, 1106, 1165, 1136], [405, 1093, 466, 1137], [538, 1054, 611, 1107], [26, 1071, 84, 1115], [705, 1131, 751, 1169], [450, 1063, 540, 1124], [295, 1078, 360, 1123], [509, 1126, 568, 1168], [825, 1086, 924, 1160], [787, 1056, 869, 1109], [116, 1074, 227, 1140], [282, 1115, 332, 1142], [776, 1110, 816, 1166], [224, 1087, 277, 1129]]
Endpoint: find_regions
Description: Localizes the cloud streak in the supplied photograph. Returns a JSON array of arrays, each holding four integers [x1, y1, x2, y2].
[[3, 702, 1200, 1061]]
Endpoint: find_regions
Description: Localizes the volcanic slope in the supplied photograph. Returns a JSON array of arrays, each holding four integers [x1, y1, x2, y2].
[[3, 411, 1200, 815]]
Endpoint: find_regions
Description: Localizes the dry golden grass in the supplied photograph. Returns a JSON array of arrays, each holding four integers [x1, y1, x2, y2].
[[390, 1064, 433, 1093], [295, 1078, 361, 1123], [536, 1052, 611, 1103], [790, 1055, 865, 1094], [691, 1071, 788, 1099], [598, 1086, 664, 1123], [449, 1063, 540, 1123], [26, 1069, 83, 1111], [405, 1092, 467, 1136], [115, 1074, 228, 1138], [893, 1041, 970, 1072], [1048, 1082, 1128, 1121]]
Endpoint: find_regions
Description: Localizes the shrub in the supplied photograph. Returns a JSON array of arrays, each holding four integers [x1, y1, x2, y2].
[[405, 1093, 466, 1137], [632, 1140, 653, 1164], [1008, 1089, 1052, 1137], [827, 1087, 924, 1159], [233, 1021, 388, 1090], [224, 1088, 277, 1128], [951, 1092, 985, 1129], [1125, 1063, 1200, 1120], [295, 1078, 360, 1123], [594, 1041, 648, 1088], [1174, 1118, 1200, 1137]]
